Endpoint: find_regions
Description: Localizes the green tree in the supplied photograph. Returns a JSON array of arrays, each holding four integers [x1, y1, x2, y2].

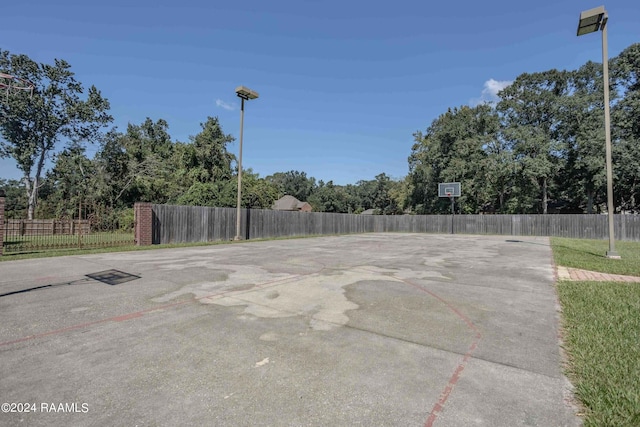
[[408, 105, 499, 214], [482, 134, 516, 213], [176, 181, 236, 207], [0, 178, 27, 218], [92, 129, 132, 208], [370, 173, 402, 214], [0, 50, 112, 219], [38, 144, 95, 218], [121, 118, 175, 203], [612, 43, 640, 212], [93, 119, 175, 206], [497, 70, 570, 213], [558, 62, 608, 213], [266, 170, 316, 201], [239, 169, 280, 209], [180, 116, 235, 184], [172, 117, 238, 206], [353, 179, 377, 212], [177, 169, 278, 209], [308, 181, 350, 213], [390, 176, 411, 214]]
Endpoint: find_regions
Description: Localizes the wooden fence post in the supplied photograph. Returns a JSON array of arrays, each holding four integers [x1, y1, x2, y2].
[[134, 202, 153, 246]]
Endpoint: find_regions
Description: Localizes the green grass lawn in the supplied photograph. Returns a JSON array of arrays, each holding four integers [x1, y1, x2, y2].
[[552, 237, 640, 426], [551, 237, 640, 276], [557, 281, 640, 426]]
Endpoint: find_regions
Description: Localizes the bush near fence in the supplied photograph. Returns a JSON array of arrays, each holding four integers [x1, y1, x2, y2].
[[148, 204, 640, 245], [4, 219, 91, 236]]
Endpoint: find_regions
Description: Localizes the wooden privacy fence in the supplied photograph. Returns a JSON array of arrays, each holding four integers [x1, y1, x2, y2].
[[148, 204, 640, 244]]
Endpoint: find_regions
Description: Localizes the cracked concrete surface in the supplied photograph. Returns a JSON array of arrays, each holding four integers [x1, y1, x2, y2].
[[0, 233, 581, 426]]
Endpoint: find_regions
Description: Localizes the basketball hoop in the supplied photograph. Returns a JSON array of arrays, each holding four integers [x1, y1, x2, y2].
[[0, 72, 35, 99], [439, 182, 460, 199], [438, 182, 461, 234]]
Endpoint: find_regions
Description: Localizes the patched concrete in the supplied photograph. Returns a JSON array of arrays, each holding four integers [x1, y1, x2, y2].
[[0, 233, 581, 426]]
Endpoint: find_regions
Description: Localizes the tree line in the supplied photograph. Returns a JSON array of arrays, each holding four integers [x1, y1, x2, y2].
[[409, 43, 639, 214], [1, 44, 639, 222]]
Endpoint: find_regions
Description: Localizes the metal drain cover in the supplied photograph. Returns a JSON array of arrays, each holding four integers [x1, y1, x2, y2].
[[86, 269, 141, 286]]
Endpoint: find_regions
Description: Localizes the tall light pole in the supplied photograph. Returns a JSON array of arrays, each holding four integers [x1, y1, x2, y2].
[[234, 86, 259, 241], [577, 5, 620, 259]]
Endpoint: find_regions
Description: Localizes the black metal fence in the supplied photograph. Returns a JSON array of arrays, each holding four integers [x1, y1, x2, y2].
[[3, 221, 134, 254], [3, 209, 134, 254], [151, 204, 640, 244]]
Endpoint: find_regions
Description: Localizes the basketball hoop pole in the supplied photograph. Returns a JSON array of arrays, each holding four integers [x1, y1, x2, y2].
[[449, 195, 454, 234], [438, 183, 460, 235]]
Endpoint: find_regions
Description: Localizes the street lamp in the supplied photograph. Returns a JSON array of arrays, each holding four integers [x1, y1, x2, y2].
[[576, 5, 620, 259], [234, 85, 259, 241]]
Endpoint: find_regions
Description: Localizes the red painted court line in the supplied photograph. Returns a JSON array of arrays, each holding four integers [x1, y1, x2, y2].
[[111, 312, 144, 322], [400, 278, 483, 427], [0, 319, 109, 347], [0, 270, 317, 348], [0, 298, 195, 347], [423, 338, 481, 427], [2, 263, 477, 426]]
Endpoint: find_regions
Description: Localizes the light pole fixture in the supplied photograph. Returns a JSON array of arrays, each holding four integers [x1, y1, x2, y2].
[[233, 85, 259, 241], [576, 5, 620, 259]]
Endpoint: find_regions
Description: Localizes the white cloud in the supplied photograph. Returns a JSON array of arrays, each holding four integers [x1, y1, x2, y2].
[[216, 99, 236, 111], [482, 79, 512, 99], [470, 78, 513, 106]]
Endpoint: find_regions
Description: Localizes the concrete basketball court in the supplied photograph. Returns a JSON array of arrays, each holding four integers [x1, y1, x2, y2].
[[0, 233, 580, 426]]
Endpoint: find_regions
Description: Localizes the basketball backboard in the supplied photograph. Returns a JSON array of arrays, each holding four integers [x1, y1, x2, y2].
[[438, 182, 461, 198]]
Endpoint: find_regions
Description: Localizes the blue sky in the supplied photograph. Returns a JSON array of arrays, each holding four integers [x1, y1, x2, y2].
[[1, 0, 638, 185]]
